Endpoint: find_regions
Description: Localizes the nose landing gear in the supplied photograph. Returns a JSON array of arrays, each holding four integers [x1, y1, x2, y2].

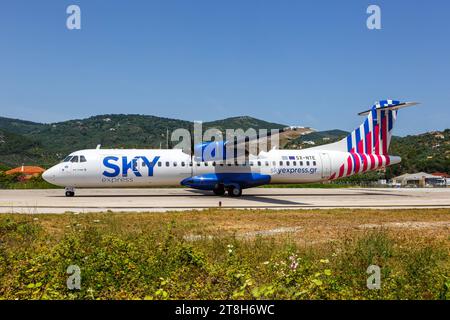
[[65, 187, 75, 197]]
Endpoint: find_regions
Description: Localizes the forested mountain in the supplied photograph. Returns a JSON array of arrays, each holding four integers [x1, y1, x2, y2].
[[0, 115, 286, 167], [0, 115, 448, 176], [387, 130, 450, 176], [284, 129, 349, 149]]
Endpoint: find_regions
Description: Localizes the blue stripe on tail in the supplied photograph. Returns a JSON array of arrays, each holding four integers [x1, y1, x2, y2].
[[347, 135, 352, 152], [388, 110, 393, 131], [355, 127, 361, 151], [363, 119, 370, 153], [372, 107, 378, 146], [342, 99, 401, 156]]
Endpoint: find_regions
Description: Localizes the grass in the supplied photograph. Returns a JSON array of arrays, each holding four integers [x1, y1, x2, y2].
[[0, 208, 449, 300], [0, 174, 61, 189], [1, 180, 61, 189]]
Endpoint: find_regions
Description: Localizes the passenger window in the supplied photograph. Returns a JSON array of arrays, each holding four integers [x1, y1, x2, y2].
[[250, 162, 254, 166], [257, 161, 261, 166], [212, 162, 216, 166], [79, 156, 87, 163], [272, 161, 276, 166], [70, 156, 79, 163], [300, 161, 303, 166], [227, 163, 232, 166], [265, 161, 269, 166], [307, 161, 310, 166], [165, 162, 170, 167], [219, 163, 224, 167], [313, 161, 317, 166], [196, 162, 201, 166], [189, 162, 193, 167], [173, 162, 177, 167], [142, 162, 146, 167], [158, 162, 162, 167], [181, 162, 185, 167], [204, 162, 208, 166], [293, 161, 297, 166], [286, 161, 290, 166], [279, 161, 283, 166]]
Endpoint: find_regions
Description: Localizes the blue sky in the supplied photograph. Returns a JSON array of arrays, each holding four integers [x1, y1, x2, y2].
[[0, 0, 449, 135]]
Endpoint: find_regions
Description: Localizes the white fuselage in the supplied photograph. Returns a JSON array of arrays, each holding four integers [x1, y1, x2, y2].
[[42, 148, 400, 189], [40, 99, 417, 196]]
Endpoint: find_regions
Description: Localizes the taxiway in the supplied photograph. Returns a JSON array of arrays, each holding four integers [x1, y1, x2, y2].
[[0, 188, 449, 213]]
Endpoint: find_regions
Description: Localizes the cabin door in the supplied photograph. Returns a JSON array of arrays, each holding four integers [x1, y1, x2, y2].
[[319, 152, 332, 179]]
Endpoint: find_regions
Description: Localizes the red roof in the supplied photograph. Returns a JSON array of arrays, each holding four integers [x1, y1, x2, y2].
[[431, 172, 450, 178], [5, 166, 45, 175]]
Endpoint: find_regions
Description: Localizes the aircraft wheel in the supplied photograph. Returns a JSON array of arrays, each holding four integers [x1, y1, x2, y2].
[[213, 186, 225, 196], [65, 191, 75, 197], [228, 186, 242, 197]]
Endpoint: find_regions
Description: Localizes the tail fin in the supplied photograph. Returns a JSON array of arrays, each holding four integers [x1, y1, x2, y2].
[[312, 99, 419, 154]]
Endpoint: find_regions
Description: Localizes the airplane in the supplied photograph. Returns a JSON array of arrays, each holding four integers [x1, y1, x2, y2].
[[42, 99, 418, 197]]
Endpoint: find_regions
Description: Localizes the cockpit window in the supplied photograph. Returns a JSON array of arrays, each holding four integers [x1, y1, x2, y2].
[[62, 156, 73, 162], [70, 156, 79, 163], [80, 155, 87, 162]]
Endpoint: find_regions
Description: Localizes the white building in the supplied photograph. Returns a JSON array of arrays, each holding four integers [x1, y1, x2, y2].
[[392, 172, 447, 187]]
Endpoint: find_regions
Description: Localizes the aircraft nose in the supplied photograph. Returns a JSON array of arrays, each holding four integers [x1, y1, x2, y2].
[[42, 167, 55, 183]]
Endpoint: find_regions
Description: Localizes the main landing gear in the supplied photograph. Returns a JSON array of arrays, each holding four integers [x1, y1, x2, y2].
[[213, 184, 242, 197], [213, 185, 226, 196], [228, 186, 242, 197], [65, 187, 75, 197]]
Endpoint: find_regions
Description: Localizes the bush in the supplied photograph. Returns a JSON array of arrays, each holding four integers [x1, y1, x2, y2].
[[0, 215, 448, 300]]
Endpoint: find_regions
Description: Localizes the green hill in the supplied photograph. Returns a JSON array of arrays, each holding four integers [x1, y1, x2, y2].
[[0, 129, 47, 167], [0, 114, 448, 176], [284, 129, 349, 149], [0, 116, 45, 135], [386, 130, 450, 177], [0, 114, 287, 167]]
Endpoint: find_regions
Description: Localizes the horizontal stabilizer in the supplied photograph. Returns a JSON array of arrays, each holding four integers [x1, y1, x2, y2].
[[308, 99, 418, 155], [358, 101, 419, 116]]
